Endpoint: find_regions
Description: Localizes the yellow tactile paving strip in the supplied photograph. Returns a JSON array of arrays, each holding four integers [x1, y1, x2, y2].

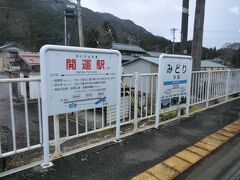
[[131, 119, 240, 180]]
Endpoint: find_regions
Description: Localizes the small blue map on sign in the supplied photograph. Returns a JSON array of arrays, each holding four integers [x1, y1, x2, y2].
[[69, 102, 77, 108], [95, 96, 107, 105]]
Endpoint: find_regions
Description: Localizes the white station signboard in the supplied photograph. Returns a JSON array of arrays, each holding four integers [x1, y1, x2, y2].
[[40, 45, 121, 166], [40, 45, 121, 116], [157, 54, 192, 113]]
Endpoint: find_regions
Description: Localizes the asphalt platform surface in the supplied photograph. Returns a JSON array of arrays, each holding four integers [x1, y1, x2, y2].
[[3, 99, 240, 180]]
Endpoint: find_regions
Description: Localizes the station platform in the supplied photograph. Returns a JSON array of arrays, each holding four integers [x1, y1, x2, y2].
[[3, 99, 240, 180]]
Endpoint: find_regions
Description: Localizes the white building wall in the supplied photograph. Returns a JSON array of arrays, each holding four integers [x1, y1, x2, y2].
[[123, 60, 158, 95], [123, 60, 152, 74]]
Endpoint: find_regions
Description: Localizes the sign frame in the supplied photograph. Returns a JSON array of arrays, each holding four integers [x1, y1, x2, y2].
[[155, 54, 192, 128], [40, 45, 122, 168]]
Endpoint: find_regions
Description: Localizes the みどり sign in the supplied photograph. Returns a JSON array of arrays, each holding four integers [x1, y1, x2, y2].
[[156, 54, 192, 127]]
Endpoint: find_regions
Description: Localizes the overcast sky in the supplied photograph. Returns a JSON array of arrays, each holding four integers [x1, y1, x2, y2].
[[80, 0, 240, 49]]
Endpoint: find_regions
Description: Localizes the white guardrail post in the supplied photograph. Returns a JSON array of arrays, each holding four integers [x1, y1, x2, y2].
[[206, 70, 211, 107], [225, 69, 231, 101], [134, 72, 139, 131]]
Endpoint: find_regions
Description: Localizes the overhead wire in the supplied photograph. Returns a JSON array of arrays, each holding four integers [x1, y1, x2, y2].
[[84, 22, 100, 46], [98, 0, 115, 42]]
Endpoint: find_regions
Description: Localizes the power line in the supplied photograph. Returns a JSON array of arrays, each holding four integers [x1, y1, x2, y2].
[[84, 22, 100, 45], [98, 0, 115, 42], [145, 27, 240, 34]]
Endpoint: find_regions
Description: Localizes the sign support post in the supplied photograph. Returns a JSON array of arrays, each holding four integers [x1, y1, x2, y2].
[[40, 46, 53, 168]]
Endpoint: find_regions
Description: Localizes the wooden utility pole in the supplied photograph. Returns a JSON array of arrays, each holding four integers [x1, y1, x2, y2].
[[180, 0, 189, 55], [192, 0, 206, 71], [77, 0, 84, 47]]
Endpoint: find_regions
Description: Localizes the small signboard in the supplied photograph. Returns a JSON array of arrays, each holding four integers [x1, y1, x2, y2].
[[156, 54, 192, 126], [40, 45, 122, 167], [40, 45, 121, 116]]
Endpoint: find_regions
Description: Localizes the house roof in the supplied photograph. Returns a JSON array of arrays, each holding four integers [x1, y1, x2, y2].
[[123, 56, 159, 66], [18, 52, 40, 66], [122, 55, 136, 61], [123, 57, 228, 69], [0, 43, 23, 52], [111, 43, 146, 53], [147, 51, 162, 57], [201, 60, 227, 68]]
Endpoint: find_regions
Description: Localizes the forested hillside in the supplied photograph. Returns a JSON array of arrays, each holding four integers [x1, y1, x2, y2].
[[0, 0, 171, 51]]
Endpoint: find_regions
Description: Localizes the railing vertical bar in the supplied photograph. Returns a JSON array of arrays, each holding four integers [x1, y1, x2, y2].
[[123, 79, 126, 123], [0, 127, 2, 154], [238, 71, 240, 91], [199, 73, 202, 102], [150, 76, 153, 115], [215, 72, 218, 98], [9, 83, 17, 151], [76, 111, 79, 134], [101, 107, 104, 128], [204, 72, 207, 100], [191, 74, 194, 104], [196, 73, 200, 103], [94, 108, 96, 130], [232, 71, 234, 93], [216, 72, 218, 98], [198, 73, 201, 102], [37, 82, 43, 144], [145, 76, 149, 117], [205, 72, 208, 100], [129, 77, 132, 121], [238, 71, 240, 92], [194, 73, 197, 104], [220, 72, 223, 96], [221, 72, 223, 96], [232, 74, 234, 93], [234, 71, 237, 92], [109, 107, 112, 127], [215, 72, 218, 97], [219, 72, 222, 96], [202, 73, 206, 100], [200, 73, 204, 102], [198, 73, 201, 103], [217, 72, 220, 97], [23, 82, 30, 147], [85, 110, 88, 132], [140, 77, 143, 118], [212, 72, 215, 98], [206, 70, 211, 107], [66, 113, 69, 137], [228, 71, 231, 95], [134, 72, 139, 131], [203, 73, 206, 101], [222, 72, 225, 96]]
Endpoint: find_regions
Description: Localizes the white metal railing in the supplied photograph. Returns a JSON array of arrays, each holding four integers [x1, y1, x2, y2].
[[0, 69, 240, 176], [0, 77, 42, 159]]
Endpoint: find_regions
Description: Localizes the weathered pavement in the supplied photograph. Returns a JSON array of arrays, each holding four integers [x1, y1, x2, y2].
[[3, 99, 240, 180]]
